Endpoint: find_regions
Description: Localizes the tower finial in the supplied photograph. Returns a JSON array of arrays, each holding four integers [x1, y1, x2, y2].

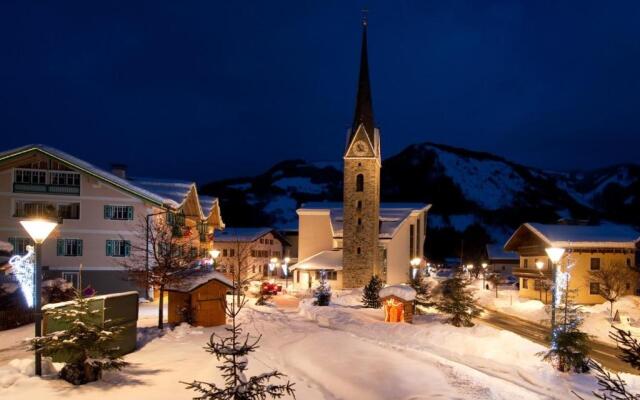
[[361, 8, 368, 26]]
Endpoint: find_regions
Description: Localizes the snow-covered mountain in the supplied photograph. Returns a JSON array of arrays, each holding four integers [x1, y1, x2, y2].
[[201, 142, 640, 260]]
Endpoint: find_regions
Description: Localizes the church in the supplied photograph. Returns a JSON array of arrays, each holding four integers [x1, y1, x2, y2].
[[292, 20, 431, 290]]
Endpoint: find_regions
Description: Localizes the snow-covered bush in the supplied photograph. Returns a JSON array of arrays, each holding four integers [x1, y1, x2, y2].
[[313, 274, 331, 306], [30, 291, 127, 385]]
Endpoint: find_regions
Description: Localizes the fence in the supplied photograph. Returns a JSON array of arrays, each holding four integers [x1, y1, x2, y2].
[[0, 308, 35, 330]]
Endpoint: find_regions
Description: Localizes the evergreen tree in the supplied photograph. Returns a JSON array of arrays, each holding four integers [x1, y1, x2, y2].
[[362, 275, 383, 308], [182, 251, 295, 399], [313, 272, 332, 306], [30, 291, 127, 385], [409, 270, 433, 312], [539, 289, 590, 372], [435, 276, 481, 327]]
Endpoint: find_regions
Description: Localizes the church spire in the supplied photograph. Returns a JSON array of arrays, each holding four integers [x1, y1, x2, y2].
[[350, 13, 375, 145]]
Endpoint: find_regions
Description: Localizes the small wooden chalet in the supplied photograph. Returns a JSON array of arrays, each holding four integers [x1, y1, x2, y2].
[[165, 270, 233, 327], [379, 285, 417, 323]]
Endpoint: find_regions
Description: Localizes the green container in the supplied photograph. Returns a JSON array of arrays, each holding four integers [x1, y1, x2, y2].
[[43, 291, 139, 362]]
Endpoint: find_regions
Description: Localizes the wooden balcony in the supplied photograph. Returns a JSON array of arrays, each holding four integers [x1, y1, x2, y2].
[[513, 267, 551, 279], [13, 182, 80, 195]]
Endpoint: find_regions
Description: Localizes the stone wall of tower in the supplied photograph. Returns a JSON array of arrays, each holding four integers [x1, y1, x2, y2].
[[342, 157, 380, 288]]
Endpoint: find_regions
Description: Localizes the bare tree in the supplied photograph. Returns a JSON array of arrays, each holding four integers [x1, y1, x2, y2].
[[121, 214, 199, 329], [218, 239, 264, 303], [590, 262, 637, 318]]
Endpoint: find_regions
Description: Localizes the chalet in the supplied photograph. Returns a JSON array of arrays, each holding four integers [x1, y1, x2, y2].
[[504, 223, 640, 304], [0, 144, 224, 296], [485, 244, 519, 277]]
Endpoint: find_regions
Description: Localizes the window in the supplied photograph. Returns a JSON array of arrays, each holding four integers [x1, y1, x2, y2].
[[356, 200, 362, 210], [534, 279, 541, 291], [357, 247, 361, 255], [590, 282, 600, 295], [166, 211, 185, 226], [356, 174, 364, 192], [104, 205, 133, 220], [14, 169, 46, 184], [416, 222, 421, 257], [272, 251, 281, 258], [223, 249, 228, 257], [62, 272, 79, 288], [522, 279, 528, 289], [106, 240, 131, 257], [357, 218, 362, 226], [409, 224, 415, 259], [523, 259, 528, 269], [315, 271, 338, 280], [50, 171, 80, 186], [8, 237, 33, 256], [590, 258, 601, 271], [627, 258, 632, 268], [57, 239, 83, 257], [230, 249, 235, 257], [58, 203, 80, 219]]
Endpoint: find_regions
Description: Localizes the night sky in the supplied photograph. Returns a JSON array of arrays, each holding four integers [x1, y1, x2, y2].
[[1, 1, 639, 182]]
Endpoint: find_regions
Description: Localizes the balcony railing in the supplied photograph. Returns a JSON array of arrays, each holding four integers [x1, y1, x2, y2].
[[513, 267, 552, 278], [13, 168, 80, 196]]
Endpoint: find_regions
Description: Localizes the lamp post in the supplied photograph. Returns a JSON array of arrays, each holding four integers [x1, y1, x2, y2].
[[283, 257, 290, 290], [410, 257, 421, 279], [19, 218, 57, 377], [545, 247, 565, 344], [466, 263, 474, 280], [481, 262, 488, 289], [535, 260, 545, 302], [269, 257, 277, 280], [209, 249, 220, 270]]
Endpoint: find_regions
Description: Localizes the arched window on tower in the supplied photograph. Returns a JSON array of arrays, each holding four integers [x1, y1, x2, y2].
[[356, 174, 364, 192]]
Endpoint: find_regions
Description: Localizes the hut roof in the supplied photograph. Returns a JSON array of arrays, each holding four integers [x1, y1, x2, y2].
[[379, 285, 416, 301], [165, 270, 233, 293]]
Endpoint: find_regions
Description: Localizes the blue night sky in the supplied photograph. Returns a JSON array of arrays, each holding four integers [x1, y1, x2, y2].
[[1, 1, 639, 182]]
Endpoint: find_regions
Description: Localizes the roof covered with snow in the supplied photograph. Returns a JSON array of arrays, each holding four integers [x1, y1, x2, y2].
[[486, 244, 519, 261], [164, 270, 234, 293], [0, 145, 220, 222], [379, 285, 417, 301], [291, 250, 343, 271], [505, 222, 640, 250], [298, 202, 431, 239], [214, 227, 275, 243], [199, 195, 220, 218]]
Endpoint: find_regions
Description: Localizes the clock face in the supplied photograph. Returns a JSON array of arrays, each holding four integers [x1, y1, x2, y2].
[[353, 140, 368, 156]]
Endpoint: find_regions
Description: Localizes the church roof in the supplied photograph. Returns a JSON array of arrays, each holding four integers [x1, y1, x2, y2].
[[298, 202, 431, 239], [290, 249, 343, 271], [347, 19, 376, 150]]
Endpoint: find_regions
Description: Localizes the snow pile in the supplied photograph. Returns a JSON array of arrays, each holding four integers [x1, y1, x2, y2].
[[378, 285, 416, 301], [0, 358, 59, 388]]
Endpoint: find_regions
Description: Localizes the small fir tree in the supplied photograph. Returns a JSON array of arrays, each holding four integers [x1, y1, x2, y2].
[[30, 291, 127, 385], [540, 288, 590, 372], [313, 272, 331, 306], [182, 247, 295, 399], [362, 275, 383, 308], [435, 276, 481, 327], [409, 270, 433, 312]]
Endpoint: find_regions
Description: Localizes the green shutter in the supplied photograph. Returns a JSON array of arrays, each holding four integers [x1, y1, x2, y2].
[[104, 205, 112, 219], [106, 240, 113, 256], [127, 206, 133, 220], [124, 241, 131, 256], [57, 239, 64, 256], [77, 240, 83, 256]]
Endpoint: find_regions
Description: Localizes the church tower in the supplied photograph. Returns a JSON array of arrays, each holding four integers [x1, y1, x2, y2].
[[342, 17, 382, 288]]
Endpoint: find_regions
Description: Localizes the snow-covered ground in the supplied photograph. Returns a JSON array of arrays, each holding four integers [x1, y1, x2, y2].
[[1, 292, 639, 399], [474, 281, 640, 344]]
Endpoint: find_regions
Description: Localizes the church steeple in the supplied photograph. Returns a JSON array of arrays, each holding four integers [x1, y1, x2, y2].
[[350, 15, 375, 147]]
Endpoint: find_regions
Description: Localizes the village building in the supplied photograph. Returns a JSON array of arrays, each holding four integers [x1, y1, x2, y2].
[[293, 21, 431, 289], [0, 145, 224, 296], [504, 223, 640, 304], [485, 244, 519, 277], [213, 227, 289, 282]]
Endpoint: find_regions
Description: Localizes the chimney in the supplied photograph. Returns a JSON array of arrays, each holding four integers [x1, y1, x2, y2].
[[111, 163, 127, 179]]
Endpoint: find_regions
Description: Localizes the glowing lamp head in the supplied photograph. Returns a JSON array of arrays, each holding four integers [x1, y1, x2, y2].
[[481, 262, 488, 269], [545, 247, 565, 264], [466, 264, 474, 270], [209, 249, 221, 259], [410, 257, 421, 267], [535, 260, 545, 270], [270, 257, 278, 264], [20, 219, 57, 244], [284, 257, 291, 264]]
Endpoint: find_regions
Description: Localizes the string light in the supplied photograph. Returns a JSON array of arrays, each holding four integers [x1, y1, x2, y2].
[[8, 245, 36, 308]]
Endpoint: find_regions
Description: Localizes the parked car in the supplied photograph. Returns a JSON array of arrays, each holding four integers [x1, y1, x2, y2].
[[435, 269, 454, 279], [261, 281, 280, 295], [504, 275, 517, 285]]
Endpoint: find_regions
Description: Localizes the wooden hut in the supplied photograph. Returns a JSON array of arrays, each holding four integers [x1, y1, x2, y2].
[[165, 270, 233, 327], [379, 285, 417, 323]]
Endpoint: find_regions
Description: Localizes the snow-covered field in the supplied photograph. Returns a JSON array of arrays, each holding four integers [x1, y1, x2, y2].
[[474, 282, 640, 344], [1, 292, 639, 399]]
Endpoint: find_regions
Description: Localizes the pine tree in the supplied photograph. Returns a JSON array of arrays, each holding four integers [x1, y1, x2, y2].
[[313, 272, 332, 306], [539, 289, 590, 372], [435, 276, 481, 327], [362, 275, 383, 308], [30, 291, 127, 385], [409, 270, 432, 312], [182, 250, 295, 399]]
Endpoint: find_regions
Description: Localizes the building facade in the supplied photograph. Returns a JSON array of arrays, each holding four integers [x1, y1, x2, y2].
[[214, 227, 289, 282], [504, 223, 640, 304], [0, 145, 224, 296]]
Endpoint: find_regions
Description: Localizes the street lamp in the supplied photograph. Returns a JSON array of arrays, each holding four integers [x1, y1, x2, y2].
[[481, 262, 488, 290], [536, 260, 545, 302], [20, 218, 57, 377], [209, 249, 220, 270], [269, 257, 278, 279], [466, 263, 474, 280], [282, 257, 290, 290], [410, 257, 421, 279], [545, 247, 565, 343]]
